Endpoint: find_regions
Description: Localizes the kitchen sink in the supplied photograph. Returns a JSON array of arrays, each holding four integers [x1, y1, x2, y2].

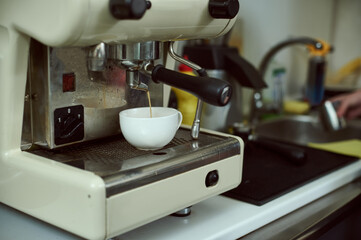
[[254, 115, 361, 146]]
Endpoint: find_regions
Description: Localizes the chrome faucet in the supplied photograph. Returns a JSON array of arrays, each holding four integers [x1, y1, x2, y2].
[[249, 37, 332, 125]]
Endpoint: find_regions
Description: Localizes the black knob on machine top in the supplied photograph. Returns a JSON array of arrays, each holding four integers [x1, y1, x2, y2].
[[110, 0, 239, 20], [109, 0, 152, 20], [209, 0, 239, 19]]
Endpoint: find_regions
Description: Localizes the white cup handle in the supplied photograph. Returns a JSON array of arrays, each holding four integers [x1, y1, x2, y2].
[[177, 111, 183, 129]]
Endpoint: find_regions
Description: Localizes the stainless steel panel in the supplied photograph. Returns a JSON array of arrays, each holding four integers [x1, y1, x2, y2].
[[22, 39, 164, 149]]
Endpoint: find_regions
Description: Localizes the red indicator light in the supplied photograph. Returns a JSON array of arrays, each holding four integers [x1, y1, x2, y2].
[[63, 72, 76, 92]]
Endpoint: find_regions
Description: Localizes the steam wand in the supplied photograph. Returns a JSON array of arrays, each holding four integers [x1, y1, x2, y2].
[[168, 42, 207, 140]]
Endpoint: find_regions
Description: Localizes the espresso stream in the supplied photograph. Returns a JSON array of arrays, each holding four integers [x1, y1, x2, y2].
[[147, 90, 152, 118]]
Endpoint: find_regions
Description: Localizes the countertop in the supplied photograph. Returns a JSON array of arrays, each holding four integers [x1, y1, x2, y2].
[[119, 160, 361, 240], [1, 160, 361, 240]]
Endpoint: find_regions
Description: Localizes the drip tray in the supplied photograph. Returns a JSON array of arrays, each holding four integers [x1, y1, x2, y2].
[[29, 128, 240, 197], [223, 140, 358, 206]]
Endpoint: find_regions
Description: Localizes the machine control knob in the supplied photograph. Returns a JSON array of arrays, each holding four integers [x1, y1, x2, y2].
[[208, 0, 239, 19], [205, 170, 219, 187], [109, 0, 151, 20]]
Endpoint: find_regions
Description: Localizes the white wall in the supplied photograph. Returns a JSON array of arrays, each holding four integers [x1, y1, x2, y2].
[[330, 0, 361, 89]]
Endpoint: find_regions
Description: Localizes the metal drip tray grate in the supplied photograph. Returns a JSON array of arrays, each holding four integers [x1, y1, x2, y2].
[[28, 128, 240, 196]]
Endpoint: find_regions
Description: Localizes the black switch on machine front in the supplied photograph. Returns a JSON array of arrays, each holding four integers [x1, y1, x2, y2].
[[54, 105, 84, 146], [205, 170, 219, 187]]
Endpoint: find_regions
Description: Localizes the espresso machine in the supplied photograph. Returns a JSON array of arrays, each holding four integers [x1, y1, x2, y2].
[[0, 0, 244, 239]]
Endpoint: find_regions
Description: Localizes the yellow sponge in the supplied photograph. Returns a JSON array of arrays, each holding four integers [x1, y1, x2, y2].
[[283, 100, 310, 114], [308, 139, 361, 158]]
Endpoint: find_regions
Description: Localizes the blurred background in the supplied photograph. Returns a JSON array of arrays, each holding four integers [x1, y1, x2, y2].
[[228, 0, 361, 116]]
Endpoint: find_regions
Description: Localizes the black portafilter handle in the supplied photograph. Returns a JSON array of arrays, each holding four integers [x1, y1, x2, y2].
[[151, 65, 232, 106]]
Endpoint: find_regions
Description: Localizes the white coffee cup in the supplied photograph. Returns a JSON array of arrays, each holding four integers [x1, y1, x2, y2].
[[119, 107, 183, 150]]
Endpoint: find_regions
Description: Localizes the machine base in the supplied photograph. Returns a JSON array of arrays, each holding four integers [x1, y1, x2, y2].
[[1, 128, 243, 239]]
